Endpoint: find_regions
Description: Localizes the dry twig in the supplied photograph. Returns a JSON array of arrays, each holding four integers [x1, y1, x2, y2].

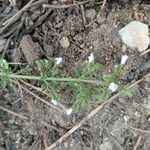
[[140, 49, 150, 56], [3, 0, 35, 29], [42, 0, 90, 9], [133, 134, 142, 150], [1, 33, 15, 59], [42, 121, 62, 133], [86, 0, 107, 26], [18, 79, 68, 112], [12, 80, 63, 112], [18, 79, 50, 97], [80, 4, 86, 25], [0, 105, 27, 120], [130, 126, 150, 134]]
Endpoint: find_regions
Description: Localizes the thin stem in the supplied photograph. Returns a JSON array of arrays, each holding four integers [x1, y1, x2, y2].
[[0, 72, 101, 84], [0, 106, 27, 120]]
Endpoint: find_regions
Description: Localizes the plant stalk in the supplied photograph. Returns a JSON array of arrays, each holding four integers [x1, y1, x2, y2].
[[0, 72, 101, 84]]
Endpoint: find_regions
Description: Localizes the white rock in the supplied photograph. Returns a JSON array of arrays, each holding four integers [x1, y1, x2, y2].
[[119, 21, 149, 52], [59, 36, 70, 48]]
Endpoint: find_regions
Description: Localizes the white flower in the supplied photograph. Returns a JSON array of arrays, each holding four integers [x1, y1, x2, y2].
[[124, 115, 130, 122], [51, 99, 58, 106], [109, 82, 118, 92], [66, 108, 73, 115], [88, 53, 94, 63], [121, 55, 128, 65], [55, 57, 63, 65]]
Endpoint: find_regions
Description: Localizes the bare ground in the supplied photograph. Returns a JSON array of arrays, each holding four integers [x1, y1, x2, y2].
[[0, 0, 150, 150]]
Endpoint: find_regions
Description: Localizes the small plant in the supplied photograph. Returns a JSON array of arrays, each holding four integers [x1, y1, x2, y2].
[[35, 59, 63, 100], [0, 54, 132, 111], [0, 59, 10, 87]]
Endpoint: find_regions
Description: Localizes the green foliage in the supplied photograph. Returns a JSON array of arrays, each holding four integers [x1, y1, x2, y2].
[[15, 65, 32, 75], [97, 65, 122, 102], [73, 86, 94, 110], [0, 59, 10, 86], [35, 59, 63, 100], [124, 89, 133, 97], [120, 85, 134, 98], [72, 62, 102, 109], [0, 58, 133, 109]]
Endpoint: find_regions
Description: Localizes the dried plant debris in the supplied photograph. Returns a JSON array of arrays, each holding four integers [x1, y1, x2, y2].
[[20, 35, 43, 65]]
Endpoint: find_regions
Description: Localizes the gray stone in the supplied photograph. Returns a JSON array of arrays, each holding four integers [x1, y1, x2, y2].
[[119, 21, 149, 52], [99, 142, 113, 150], [86, 9, 96, 20]]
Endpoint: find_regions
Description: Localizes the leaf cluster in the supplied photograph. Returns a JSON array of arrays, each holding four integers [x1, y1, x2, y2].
[[0, 59, 10, 86], [35, 59, 64, 100], [71, 62, 102, 109]]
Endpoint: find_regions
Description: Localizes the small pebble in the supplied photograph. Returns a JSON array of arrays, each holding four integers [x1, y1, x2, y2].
[[59, 36, 70, 48], [64, 142, 68, 148], [80, 130, 84, 135], [86, 9, 96, 20], [28, 128, 37, 135], [80, 43, 84, 48], [9, 119, 15, 124], [99, 141, 113, 150], [134, 111, 141, 118], [16, 133, 21, 138], [119, 21, 149, 52], [4, 131, 10, 135]]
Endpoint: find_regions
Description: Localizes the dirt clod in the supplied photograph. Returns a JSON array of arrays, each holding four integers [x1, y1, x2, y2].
[[20, 35, 43, 65], [86, 9, 96, 20]]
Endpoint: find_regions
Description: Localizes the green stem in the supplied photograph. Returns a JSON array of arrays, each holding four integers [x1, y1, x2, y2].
[[0, 72, 101, 84]]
